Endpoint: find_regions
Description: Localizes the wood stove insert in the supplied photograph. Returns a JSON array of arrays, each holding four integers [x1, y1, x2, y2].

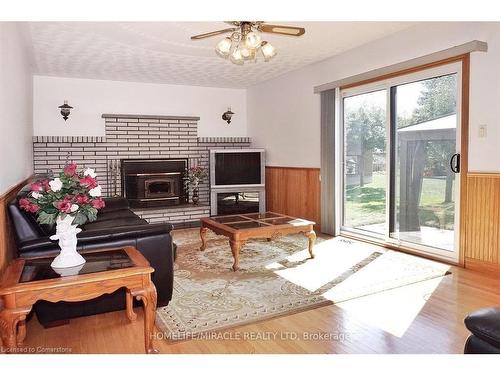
[[121, 159, 187, 208]]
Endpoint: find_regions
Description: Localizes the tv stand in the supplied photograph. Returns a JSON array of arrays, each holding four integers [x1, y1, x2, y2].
[[210, 186, 265, 216]]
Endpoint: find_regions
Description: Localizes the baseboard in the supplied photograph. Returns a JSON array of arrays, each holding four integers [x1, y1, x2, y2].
[[465, 257, 500, 276]]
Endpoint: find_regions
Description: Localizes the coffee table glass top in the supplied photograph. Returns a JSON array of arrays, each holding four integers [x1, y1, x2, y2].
[[210, 212, 314, 230], [20, 249, 134, 283]]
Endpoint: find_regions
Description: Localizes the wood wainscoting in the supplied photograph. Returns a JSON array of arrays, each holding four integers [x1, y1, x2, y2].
[[265, 166, 321, 230], [0, 176, 33, 275], [464, 172, 500, 274], [266, 167, 500, 275]]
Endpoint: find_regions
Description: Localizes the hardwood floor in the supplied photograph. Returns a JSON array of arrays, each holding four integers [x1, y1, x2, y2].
[[17, 261, 500, 354]]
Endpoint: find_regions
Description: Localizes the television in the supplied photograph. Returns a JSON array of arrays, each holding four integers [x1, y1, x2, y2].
[[210, 149, 265, 187]]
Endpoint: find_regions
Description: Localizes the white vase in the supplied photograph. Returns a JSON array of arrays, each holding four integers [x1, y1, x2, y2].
[[50, 214, 86, 269], [52, 264, 85, 277]]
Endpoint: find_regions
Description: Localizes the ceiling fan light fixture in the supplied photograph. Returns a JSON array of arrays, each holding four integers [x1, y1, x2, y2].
[[230, 48, 244, 65], [244, 31, 261, 49], [261, 41, 277, 61], [191, 22, 304, 65], [239, 46, 255, 60], [215, 37, 232, 57]]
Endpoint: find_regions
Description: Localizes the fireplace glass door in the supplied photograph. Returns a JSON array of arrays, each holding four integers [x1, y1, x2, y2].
[[144, 178, 177, 199]]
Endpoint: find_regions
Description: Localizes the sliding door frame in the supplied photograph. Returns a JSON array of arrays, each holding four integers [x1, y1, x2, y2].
[[334, 54, 470, 265], [338, 83, 389, 241]]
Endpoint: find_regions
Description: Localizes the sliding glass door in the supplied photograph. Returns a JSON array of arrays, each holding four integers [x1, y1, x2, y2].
[[340, 63, 461, 261], [391, 74, 458, 252], [342, 89, 387, 237]]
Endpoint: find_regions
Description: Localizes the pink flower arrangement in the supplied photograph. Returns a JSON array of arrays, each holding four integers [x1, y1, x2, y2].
[[19, 163, 105, 226], [42, 179, 51, 192], [80, 175, 98, 189], [30, 182, 43, 192], [19, 198, 41, 213], [91, 198, 106, 209], [75, 194, 90, 205], [63, 162, 78, 176]]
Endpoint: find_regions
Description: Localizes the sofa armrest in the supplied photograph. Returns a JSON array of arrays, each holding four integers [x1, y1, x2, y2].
[[465, 307, 500, 349]]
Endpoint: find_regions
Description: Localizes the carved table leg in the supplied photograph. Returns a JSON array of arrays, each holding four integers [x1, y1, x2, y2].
[[0, 307, 31, 350], [133, 285, 158, 354], [125, 289, 137, 322], [16, 320, 26, 346], [200, 226, 208, 251], [304, 230, 317, 259], [229, 240, 244, 271]]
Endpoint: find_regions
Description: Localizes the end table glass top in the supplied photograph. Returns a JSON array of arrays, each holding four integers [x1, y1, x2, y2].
[[211, 212, 312, 229], [20, 249, 134, 283]]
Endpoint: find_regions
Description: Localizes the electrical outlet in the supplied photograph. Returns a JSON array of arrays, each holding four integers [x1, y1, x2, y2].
[[478, 124, 487, 138]]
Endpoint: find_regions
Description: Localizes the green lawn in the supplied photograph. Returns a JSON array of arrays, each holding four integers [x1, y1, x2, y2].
[[345, 172, 455, 230]]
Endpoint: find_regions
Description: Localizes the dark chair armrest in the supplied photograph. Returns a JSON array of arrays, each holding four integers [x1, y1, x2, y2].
[[465, 307, 500, 348]]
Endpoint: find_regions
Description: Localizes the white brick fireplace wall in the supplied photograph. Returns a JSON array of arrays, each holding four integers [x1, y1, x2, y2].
[[32, 114, 251, 226]]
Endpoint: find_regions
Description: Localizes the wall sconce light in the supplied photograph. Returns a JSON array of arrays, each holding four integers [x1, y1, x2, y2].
[[58, 100, 73, 121], [222, 108, 234, 124]]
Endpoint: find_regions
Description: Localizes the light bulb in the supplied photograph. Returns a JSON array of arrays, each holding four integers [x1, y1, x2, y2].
[[215, 37, 232, 58], [239, 46, 255, 60], [261, 41, 277, 61], [230, 48, 244, 65], [245, 31, 261, 49]]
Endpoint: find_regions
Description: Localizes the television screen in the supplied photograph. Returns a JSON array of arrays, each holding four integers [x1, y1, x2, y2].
[[214, 152, 262, 185]]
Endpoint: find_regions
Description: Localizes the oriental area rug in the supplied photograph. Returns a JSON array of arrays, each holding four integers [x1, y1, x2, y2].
[[155, 228, 451, 340]]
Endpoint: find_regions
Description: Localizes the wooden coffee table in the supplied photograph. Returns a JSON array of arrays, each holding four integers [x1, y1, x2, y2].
[[0, 246, 158, 354], [200, 212, 316, 271]]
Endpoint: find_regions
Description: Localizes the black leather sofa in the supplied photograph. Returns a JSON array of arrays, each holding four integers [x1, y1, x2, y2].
[[464, 307, 500, 353], [8, 185, 174, 327]]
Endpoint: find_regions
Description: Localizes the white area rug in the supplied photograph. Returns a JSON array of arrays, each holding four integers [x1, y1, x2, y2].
[[156, 229, 450, 340]]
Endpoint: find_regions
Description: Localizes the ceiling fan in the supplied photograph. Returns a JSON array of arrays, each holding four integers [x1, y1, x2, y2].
[[190, 21, 306, 65]]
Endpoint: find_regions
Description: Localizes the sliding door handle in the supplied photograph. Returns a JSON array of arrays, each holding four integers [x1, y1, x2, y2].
[[450, 153, 460, 173]]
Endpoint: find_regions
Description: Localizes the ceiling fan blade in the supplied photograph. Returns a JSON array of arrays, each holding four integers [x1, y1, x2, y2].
[[224, 21, 241, 27], [259, 24, 305, 36], [190, 28, 237, 40]]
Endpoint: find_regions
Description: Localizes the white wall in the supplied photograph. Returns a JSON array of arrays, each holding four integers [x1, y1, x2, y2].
[[247, 22, 500, 172], [0, 23, 33, 194], [34, 76, 247, 137]]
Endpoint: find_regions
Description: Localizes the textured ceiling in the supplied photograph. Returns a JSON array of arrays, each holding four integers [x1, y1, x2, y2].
[[25, 22, 414, 88]]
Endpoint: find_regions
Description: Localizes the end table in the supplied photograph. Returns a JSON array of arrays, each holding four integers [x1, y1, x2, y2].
[[0, 246, 158, 354]]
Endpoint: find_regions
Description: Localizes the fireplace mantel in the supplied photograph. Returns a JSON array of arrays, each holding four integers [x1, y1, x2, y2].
[[101, 113, 200, 121]]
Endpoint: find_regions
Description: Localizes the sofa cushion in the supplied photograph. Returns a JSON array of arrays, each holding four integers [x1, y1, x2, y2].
[[464, 307, 500, 349]]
